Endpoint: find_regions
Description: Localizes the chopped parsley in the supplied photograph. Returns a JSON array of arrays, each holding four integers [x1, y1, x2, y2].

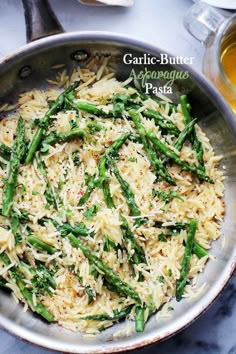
[[69, 119, 77, 129], [18, 184, 26, 195], [128, 157, 137, 162], [158, 275, 165, 283], [83, 204, 100, 221], [66, 208, 72, 221], [0, 160, 7, 170], [158, 233, 168, 242], [103, 234, 116, 252], [152, 189, 184, 204], [72, 151, 81, 166]]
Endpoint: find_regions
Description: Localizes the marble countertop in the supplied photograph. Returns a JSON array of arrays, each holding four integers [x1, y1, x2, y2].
[[0, 0, 235, 353]]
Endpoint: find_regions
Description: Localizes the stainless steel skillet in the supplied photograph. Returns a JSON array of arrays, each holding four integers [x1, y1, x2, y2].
[[0, 0, 235, 352]]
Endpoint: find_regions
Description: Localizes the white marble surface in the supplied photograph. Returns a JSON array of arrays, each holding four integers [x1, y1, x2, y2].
[[0, 0, 235, 353]]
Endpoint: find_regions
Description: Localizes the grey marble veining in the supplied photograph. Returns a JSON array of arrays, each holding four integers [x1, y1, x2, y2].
[[0, 0, 235, 353]]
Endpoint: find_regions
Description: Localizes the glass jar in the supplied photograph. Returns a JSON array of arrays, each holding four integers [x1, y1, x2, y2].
[[184, 2, 236, 112]]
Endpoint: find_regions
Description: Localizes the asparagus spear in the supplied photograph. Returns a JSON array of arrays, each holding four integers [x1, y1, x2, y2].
[[77, 102, 112, 117], [108, 160, 141, 217], [0, 253, 53, 322], [98, 133, 130, 208], [105, 133, 130, 157], [78, 175, 97, 206], [20, 261, 56, 295], [35, 262, 56, 290], [80, 305, 132, 321], [87, 122, 103, 132], [154, 221, 208, 259], [143, 109, 180, 136], [128, 109, 176, 186], [176, 220, 197, 301], [180, 95, 205, 171], [36, 154, 58, 210], [25, 81, 79, 163], [154, 221, 189, 230], [66, 233, 141, 304], [98, 156, 115, 209], [38, 217, 94, 240], [192, 242, 208, 259], [10, 213, 22, 244], [147, 130, 213, 183], [174, 119, 196, 151], [119, 215, 146, 265], [27, 235, 58, 254], [135, 306, 145, 332], [75, 270, 96, 304], [0, 144, 11, 161], [106, 148, 147, 225], [2, 117, 26, 217], [128, 88, 178, 113], [59, 222, 91, 237], [16, 275, 54, 321], [41, 127, 86, 149], [119, 214, 146, 279]]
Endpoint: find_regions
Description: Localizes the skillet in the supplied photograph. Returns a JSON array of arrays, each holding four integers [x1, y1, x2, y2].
[[0, 0, 235, 352]]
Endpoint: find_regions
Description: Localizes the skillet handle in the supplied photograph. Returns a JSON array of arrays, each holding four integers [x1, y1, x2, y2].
[[22, 0, 64, 42]]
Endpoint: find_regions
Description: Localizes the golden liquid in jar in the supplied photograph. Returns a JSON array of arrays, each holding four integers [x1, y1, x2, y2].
[[221, 43, 236, 87], [218, 40, 236, 113]]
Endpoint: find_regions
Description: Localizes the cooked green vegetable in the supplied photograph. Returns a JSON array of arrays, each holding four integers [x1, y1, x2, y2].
[[155, 221, 208, 259], [120, 215, 146, 265], [66, 233, 141, 304], [78, 175, 97, 206], [143, 109, 180, 136], [20, 261, 56, 295], [103, 234, 117, 252], [36, 154, 58, 210], [2, 117, 26, 217], [192, 242, 208, 259], [87, 122, 103, 132], [135, 306, 145, 332], [99, 133, 130, 209], [98, 156, 115, 209], [174, 119, 196, 151], [10, 213, 22, 244], [59, 222, 91, 237], [81, 305, 132, 321], [0, 143, 11, 161], [176, 220, 197, 301], [112, 93, 128, 117], [75, 270, 96, 304], [153, 190, 184, 204], [0, 253, 53, 322], [26, 81, 79, 163], [147, 130, 213, 183], [41, 127, 85, 151], [128, 109, 176, 186], [180, 95, 205, 170], [77, 102, 111, 117], [27, 236, 58, 254], [83, 204, 100, 220], [72, 151, 81, 166], [109, 160, 141, 217]]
